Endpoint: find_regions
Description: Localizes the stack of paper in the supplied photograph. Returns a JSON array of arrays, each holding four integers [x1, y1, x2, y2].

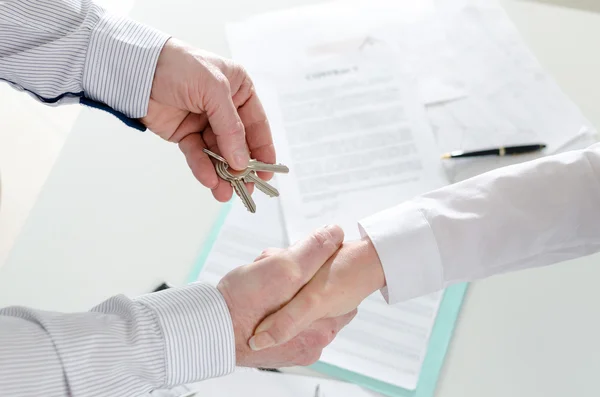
[[425, 0, 597, 180], [226, 0, 596, 182], [192, 0, 596, 396]]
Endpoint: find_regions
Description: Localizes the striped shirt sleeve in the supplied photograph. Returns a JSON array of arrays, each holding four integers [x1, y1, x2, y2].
[[0, 283, 236, 397], [0, 0, 169, 120]]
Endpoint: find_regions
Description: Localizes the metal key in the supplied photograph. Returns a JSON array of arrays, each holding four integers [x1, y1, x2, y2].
[[214, 161, 257, 213], [231, 178, 257, 213], [202, 149, 227, 163], [248, 159, 290, 174], [203, 149, 288, 174], [215, 160, 279, 198], [204, 148, 288, 213], [243, 170, 279, 197]]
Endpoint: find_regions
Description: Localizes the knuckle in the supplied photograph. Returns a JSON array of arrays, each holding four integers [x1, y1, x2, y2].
[[254, 247, 281, 261], [269, 312, 297, 342], [281, 256, 304, 285], [301, 292, 321, 312], [312, 319, 341, 347], [326, 327, 340, 345], [314, 331, 331, 348], [241, 73, 256, 94], [215, 119, 244, 138], [311, 225, 342, 250], [298, 350, 322, 366], [304, 329, 329, 350], [235, 63, 250, 81], [311, 230, 331, 250], [212, 72, 231, 93]]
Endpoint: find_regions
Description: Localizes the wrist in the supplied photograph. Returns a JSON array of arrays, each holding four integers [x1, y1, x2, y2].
[[355, 237, 386, 293], [216, 279, 249, 366]]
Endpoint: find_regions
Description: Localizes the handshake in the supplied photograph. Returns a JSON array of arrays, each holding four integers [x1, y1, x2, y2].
[[217, 225, 386, 368]]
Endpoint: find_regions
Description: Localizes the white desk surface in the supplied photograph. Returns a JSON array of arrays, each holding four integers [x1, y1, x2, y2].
[[1, 1, 600, 396]]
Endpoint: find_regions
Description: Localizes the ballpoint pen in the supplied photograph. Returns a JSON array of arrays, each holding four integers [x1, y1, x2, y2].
[[441, 143, 547, 159]]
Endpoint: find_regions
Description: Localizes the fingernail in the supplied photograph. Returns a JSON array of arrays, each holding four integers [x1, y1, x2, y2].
[[249, 332, 275, 351], [233, 149, 249, 170]]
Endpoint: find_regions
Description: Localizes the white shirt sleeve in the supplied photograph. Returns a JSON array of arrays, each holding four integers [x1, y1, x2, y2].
[[0, 0, 169, 119], [0, 283, 235, 396], [359, 143, 600, 304]]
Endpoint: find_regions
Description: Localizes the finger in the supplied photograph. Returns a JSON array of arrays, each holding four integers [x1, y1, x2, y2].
[[236, 82, 276, 181], [250, 305, 357, 353], [245, 181, 255, 195], [204, 139, 255, 199], [287, 225, 344, 283], [247, 226, 345, 351], [210, 178, 233, 202], [288, 311, 358, 366], [252, 311, 358, 368], [250, 292, 323, 351], [205, 73, 249, 170], [253, 247, 283, 262], [178, 134, 218, 189], [170, 113, 209, 143], [202, 126, 218, 151], [308, 309, 357, 346], [203, 128, 254, 196]]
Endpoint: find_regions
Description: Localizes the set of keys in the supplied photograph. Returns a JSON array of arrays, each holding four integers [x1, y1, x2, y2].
[[203, 148, 290, 213]]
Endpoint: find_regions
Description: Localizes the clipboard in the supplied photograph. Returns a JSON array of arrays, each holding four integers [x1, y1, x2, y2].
[[188, 202, 468, 397]]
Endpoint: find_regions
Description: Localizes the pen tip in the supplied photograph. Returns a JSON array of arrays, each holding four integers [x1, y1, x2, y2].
[[440, 153, 451, 159]]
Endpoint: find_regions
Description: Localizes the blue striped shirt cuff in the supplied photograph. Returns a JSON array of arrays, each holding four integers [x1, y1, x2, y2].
[[83, 12, 170, 118], [136, 283, 236, 386]]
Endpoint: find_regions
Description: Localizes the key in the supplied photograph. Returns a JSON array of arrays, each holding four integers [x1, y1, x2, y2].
[[204, 148, 289, 174], [247, 159, 290, 174], [243, 171, 280, 197], [203, 148, 227, 163], [215, 161, 257, 213], [231, 177, 257, 213], [216, 161, 280, 198], [205, 147, 289, 213]]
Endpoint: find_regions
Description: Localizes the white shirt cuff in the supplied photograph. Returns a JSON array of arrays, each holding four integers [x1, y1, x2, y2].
[[83, 11, 170, 118], [358, 201, 444, 304], [136, 283, 235, 386]]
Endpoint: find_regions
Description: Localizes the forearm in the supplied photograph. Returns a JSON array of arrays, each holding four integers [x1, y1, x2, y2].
[[0, 283, 235, 396], [0, 0, 169, 118], [360, 143, 600, 303]]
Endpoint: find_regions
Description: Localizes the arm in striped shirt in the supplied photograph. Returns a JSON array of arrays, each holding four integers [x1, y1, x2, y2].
[[0, 283, 235, 397], [0, 0, 169, 128]]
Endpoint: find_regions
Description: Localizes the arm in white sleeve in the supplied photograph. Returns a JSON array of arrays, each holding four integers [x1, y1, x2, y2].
[[0, 283, 235, 396], [0, 0, 169, 128], [360, 143, 600, 304]]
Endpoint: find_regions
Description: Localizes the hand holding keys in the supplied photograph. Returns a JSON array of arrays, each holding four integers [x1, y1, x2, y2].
[[203, 148, 289, 213]]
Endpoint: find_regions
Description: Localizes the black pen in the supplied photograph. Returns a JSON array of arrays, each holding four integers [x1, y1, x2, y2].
[[441, 143, 547, 159]]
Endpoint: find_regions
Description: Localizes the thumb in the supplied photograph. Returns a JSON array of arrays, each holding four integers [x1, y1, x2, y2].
[[249, 288, 324, 351], [205, 76, 249, 170]]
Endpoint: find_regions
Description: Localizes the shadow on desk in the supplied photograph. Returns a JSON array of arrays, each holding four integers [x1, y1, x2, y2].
[[523, 0, 600, 13]]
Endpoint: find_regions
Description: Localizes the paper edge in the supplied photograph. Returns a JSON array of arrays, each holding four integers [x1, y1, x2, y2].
[[310, 284, 468, 397]]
